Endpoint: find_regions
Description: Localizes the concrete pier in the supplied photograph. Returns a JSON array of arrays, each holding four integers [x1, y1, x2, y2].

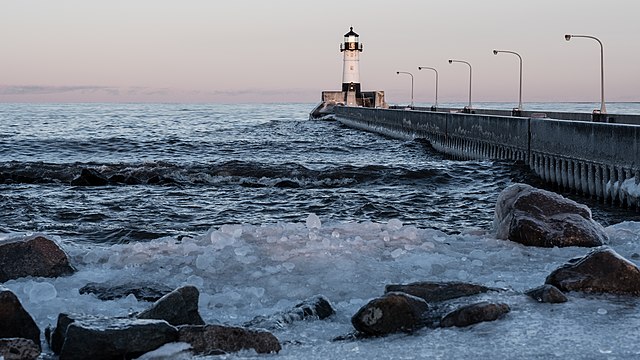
[[334, 106, 640, 207]]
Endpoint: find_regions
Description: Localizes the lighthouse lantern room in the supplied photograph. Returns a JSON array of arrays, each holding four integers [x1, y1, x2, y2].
[[340, 27, 363, 103]]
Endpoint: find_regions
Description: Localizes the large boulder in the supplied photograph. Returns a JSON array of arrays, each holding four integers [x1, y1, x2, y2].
[[351, 292, 429, 336], [0, 236, 75, 282], [136, 286, 205, 326], [440, 302, 510, 328], [385, 281, 496, 303], [0, 289, 41, 350], [244, 295, 335, 330], [0, 338, 40, 360], [545, 247, 640, 295], [494, 183, 607, 247], [79, 282, 173, 302], [49, 314, 178, 360], [178, 325, 281, 355]]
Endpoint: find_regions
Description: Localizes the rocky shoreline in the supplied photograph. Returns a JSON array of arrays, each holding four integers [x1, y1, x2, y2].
[[2, 183, 640, 359]]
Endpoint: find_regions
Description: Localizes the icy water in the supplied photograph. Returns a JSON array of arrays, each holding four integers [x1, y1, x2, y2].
[[2, 102, 638, 244], [3, 102, 640, 359]]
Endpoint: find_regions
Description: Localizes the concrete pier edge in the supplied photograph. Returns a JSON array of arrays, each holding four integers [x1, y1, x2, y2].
[[334, 106, 640, 207]]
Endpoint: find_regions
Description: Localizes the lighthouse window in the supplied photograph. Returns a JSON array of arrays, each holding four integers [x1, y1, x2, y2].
[[350, 66, 354, 71]]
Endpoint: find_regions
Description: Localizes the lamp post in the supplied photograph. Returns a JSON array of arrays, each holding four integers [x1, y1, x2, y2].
[[396, 71, 414, 108], [493, 50, 523, 111], [448, 59, 472, 110], [565, 34, 606, 114], [418, 66, 438, 110]]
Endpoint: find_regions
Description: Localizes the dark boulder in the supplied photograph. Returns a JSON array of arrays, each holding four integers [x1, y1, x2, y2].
[[494, 183, 607, 247], [440, 301, 510, 328], [56, 316, 178, 360], [0, 290, 41, 349], [244, 295, 335, 330], [70, 168, 109, 186], [351, 292, 429, 336], [178, 325, 281, 355], [0, 338, 40, 360], [136, 285, 205, 326], [79, 282, 174, 302], [385, 281, 496, 303], [545, 247, 640, 295], [0, 236, 75, 282], [525, 284, 568, 303]]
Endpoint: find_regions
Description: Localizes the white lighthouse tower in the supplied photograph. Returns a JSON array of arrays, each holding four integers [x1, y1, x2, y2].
[[340, 27, 363, 105]]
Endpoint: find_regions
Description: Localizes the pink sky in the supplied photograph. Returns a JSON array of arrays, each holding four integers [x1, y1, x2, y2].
[[1, 0, 639, 104]]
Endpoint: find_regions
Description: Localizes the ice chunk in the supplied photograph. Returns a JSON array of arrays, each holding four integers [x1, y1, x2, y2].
[[387, 218, 403, 230], [306, 213, 321, 230], [28, 282, 57, 303], [134, 342, 192, 360]]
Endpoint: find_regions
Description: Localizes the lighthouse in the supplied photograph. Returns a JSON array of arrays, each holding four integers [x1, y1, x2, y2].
[[340, 27, 363, 105], [309, 27, 386, 119]]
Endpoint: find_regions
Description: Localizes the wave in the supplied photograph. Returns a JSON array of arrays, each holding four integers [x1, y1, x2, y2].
[[0, 160, 453, 188]]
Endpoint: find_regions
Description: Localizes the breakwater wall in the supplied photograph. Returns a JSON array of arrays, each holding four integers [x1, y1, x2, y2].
[[334, 106, 640, 206]]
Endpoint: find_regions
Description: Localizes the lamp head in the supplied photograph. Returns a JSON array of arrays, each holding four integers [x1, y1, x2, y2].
[[448, 59, 453, 64], [565, 34, 572, 41], [493, 50, 498, 55], [396, 71, 400, 74], [418, 67, 422, 70]]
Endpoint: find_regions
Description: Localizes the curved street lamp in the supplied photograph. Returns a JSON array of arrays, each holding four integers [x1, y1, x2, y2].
[[418, 66, 438, 109], [493, 50, 523, 111], [448, 59, 472, 110], [396, 71, 414, 108], [565, 34, 606, 114]]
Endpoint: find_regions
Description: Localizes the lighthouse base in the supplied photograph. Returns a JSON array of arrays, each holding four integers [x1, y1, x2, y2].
[[309, 90, 387, 120]]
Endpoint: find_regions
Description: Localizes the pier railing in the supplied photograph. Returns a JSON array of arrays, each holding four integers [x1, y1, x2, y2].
[[334, 106, 640, 206]]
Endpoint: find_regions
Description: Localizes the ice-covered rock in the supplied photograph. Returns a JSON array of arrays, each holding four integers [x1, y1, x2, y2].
[[494, 183, 607, 247], [177, 324, 281, 355], [525, 284, 568, 303], [54, 316, 178, 360], [137, 286, 205, 326], [440, 301, 510, 328], [0, 235, 75, 282], [79, 282, 173, 302], [244, 295, 335, 330], [0, 289, 40, 350], [385, 281, 497, 303], [0, 338, 40, 360], [545, 247, 640, 295], [351, 292, 429, 336]]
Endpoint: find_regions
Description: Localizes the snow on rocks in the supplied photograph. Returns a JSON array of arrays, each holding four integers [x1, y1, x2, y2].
[[494, 183, 608, 247], [0, 235, 75, 282]]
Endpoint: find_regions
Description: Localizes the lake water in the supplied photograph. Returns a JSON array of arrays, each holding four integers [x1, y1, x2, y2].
[[2, 102, 640, 359]]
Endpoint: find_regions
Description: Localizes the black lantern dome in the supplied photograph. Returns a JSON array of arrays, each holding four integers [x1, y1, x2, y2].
[[340, 27, 363, 52]]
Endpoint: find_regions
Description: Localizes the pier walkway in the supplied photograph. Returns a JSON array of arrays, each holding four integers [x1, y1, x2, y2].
[[334, 106, 640, 207]]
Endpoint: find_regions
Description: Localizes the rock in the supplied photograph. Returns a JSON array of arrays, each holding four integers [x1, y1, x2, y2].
[[0, 289, 41, 349], [0, 338, 40, 360], [351, 292, 429, 336], [494, 183, 607, 247], [137, 286, 205, 326], [545, 247, 640, 295], [244, 295, 335, 330], [178, 325, 281, 355], [525, 285, 568, 303], [70, 168, 109, 186], [0, 236, 75, 282], [440, 302, 510, 328], [385, 281, 496, 302], [50, 314, 178, 360], [79, 282, 174, 302]]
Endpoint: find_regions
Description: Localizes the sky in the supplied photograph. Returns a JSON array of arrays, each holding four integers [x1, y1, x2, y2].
[[1, 0, 640, 104]]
